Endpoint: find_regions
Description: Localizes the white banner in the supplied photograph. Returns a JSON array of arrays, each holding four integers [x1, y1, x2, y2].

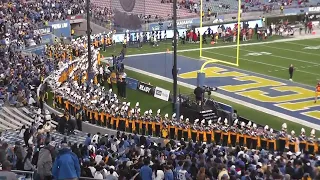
[[154, 87, 170, 101]]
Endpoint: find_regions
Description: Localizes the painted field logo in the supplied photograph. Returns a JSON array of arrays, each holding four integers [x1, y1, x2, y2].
[[304, 46, 320, 50], [245, 52, 272, 56]]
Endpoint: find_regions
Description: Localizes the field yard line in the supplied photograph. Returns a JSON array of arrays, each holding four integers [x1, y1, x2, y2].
[[234, 47, 320, 66], [201, 50, 287, 70], [172, 54, 317, 89], [283, 41, 315, 47], [259, 44, 320, 57], [123, 36, 320, 58], [203, 49, 320, 76], [123, 65, 320, 130]]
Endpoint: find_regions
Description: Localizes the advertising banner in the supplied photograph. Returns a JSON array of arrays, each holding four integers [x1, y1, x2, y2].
[[112, 28, 187, 43], [309, 6, 320, 13], [34, 26, 52, 35], [283, 8, 308, 15], [154, 87, 170, 101], [41, 34, 54, 44], [149, 18, 200, 31], [126, 77, 139, 90], [195, 19, 263, 35], [137, 81, 154, 95], [48, 20, 71, 38]]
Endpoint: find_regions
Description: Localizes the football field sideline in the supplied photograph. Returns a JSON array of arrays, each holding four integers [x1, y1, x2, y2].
[[123, 34, 320, 58]]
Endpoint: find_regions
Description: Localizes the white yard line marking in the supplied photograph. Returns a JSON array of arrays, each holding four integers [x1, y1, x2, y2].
[[123, 65, 320, 130], [283, 41, 315, 47], [234, 47, 320, 66], [203, 49, 320, 76], [260, 44, 320, 57], [202, 50, 287, 70], [121, 35, 320, 58]]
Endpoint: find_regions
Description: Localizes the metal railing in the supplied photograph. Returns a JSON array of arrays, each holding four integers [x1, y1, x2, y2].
[[11, 170, 34, 180]]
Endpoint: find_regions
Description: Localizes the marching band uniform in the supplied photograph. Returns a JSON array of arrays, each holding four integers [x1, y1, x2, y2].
[[161, 114, 169, 138], [212, 117, 221, 145], [221, 119, 230, 146], [229, 119, 238, 147], [306, 129, 318, 154], [154, 109, 162, 137], [260, 125, 269, 150], [248, 123, 259, 149], [278, 123, 288, 152], [191, 119, 199, 142], [169, 113, 177, 139], [288, 130, 299, 153], [299, 128, 307, 152], [198, 120, 206, 142], [267, 128, 277, 151], [237, 122, 246, 147]]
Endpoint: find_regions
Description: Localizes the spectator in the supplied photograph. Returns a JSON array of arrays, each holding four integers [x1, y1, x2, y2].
[[196, 167, 206, 180], [0, 161, 18, 180], [140, 158, 152, 180], [52, 143, 81, 180], [0, 142, 8, 164], [164, 165, 174, 180], [23, 149, 36, 172], [37, 142, 55, 180]]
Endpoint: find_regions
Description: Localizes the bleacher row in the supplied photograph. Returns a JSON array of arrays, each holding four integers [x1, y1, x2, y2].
[[91, 0, 195, 19], [91, 0, 320, 16], [0, 107, 87, 145]]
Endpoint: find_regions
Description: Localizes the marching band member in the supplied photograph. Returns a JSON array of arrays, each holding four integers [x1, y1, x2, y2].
[[288, 130, 298, 152], [278, 123, 288, 152], [198, 119, 206, 142], [191, 119, 199, 142], [307, 129, 318, 154], [161, 114, 169, 138], [299, 128, 307, 152], [179, 115, 183, 122], [214, 117, 223, 145], [229, 119, 238, 146], [205, 120, 214, 144], [248, 123, 259, 149], [268, 128, 277, 151], [221, 118, 230, 146], [260, 125, 269, 150]]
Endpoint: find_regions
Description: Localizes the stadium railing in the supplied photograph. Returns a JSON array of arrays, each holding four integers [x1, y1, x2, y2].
[[12, 170, 34, 179]]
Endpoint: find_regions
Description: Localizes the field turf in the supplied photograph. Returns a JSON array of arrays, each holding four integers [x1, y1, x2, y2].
[[88, 36, 317, 134]]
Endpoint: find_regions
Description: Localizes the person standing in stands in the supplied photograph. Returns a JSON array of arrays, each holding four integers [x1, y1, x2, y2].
[[37, 142, 55, 180], [140, 158, 152, 180], [52, 142, 81, 180], [0, 161, 18, 180]]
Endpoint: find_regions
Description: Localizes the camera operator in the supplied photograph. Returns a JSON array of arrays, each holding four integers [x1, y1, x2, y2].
[[194, 85, 205, 105]]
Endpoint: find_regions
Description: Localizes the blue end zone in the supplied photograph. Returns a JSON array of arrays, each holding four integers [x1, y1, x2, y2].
[[125, 53, 320, 127]]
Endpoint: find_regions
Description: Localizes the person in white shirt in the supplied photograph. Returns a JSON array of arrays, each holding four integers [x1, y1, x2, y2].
[[92, 132, 100, 144], [28, 95, 36, 106], [153, 166, 164, 180], [153, 35, 158, 47]]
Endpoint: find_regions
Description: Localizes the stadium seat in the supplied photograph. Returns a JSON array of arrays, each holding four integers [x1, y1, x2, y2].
[[2, 107, 32, 126]]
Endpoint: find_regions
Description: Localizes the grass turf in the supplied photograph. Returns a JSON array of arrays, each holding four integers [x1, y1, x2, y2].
[[123, 69, 319, 134], [98, 36, 320, 134]]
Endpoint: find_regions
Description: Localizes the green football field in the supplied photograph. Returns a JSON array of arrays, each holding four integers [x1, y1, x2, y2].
[[102, 36, 320, 86], [97, 36, 320, 133], [183, 38, 320, 86]]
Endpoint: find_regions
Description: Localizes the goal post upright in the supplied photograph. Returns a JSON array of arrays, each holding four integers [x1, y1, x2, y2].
[[236, 0, 241, 67], [199, 0, 203, 57]]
